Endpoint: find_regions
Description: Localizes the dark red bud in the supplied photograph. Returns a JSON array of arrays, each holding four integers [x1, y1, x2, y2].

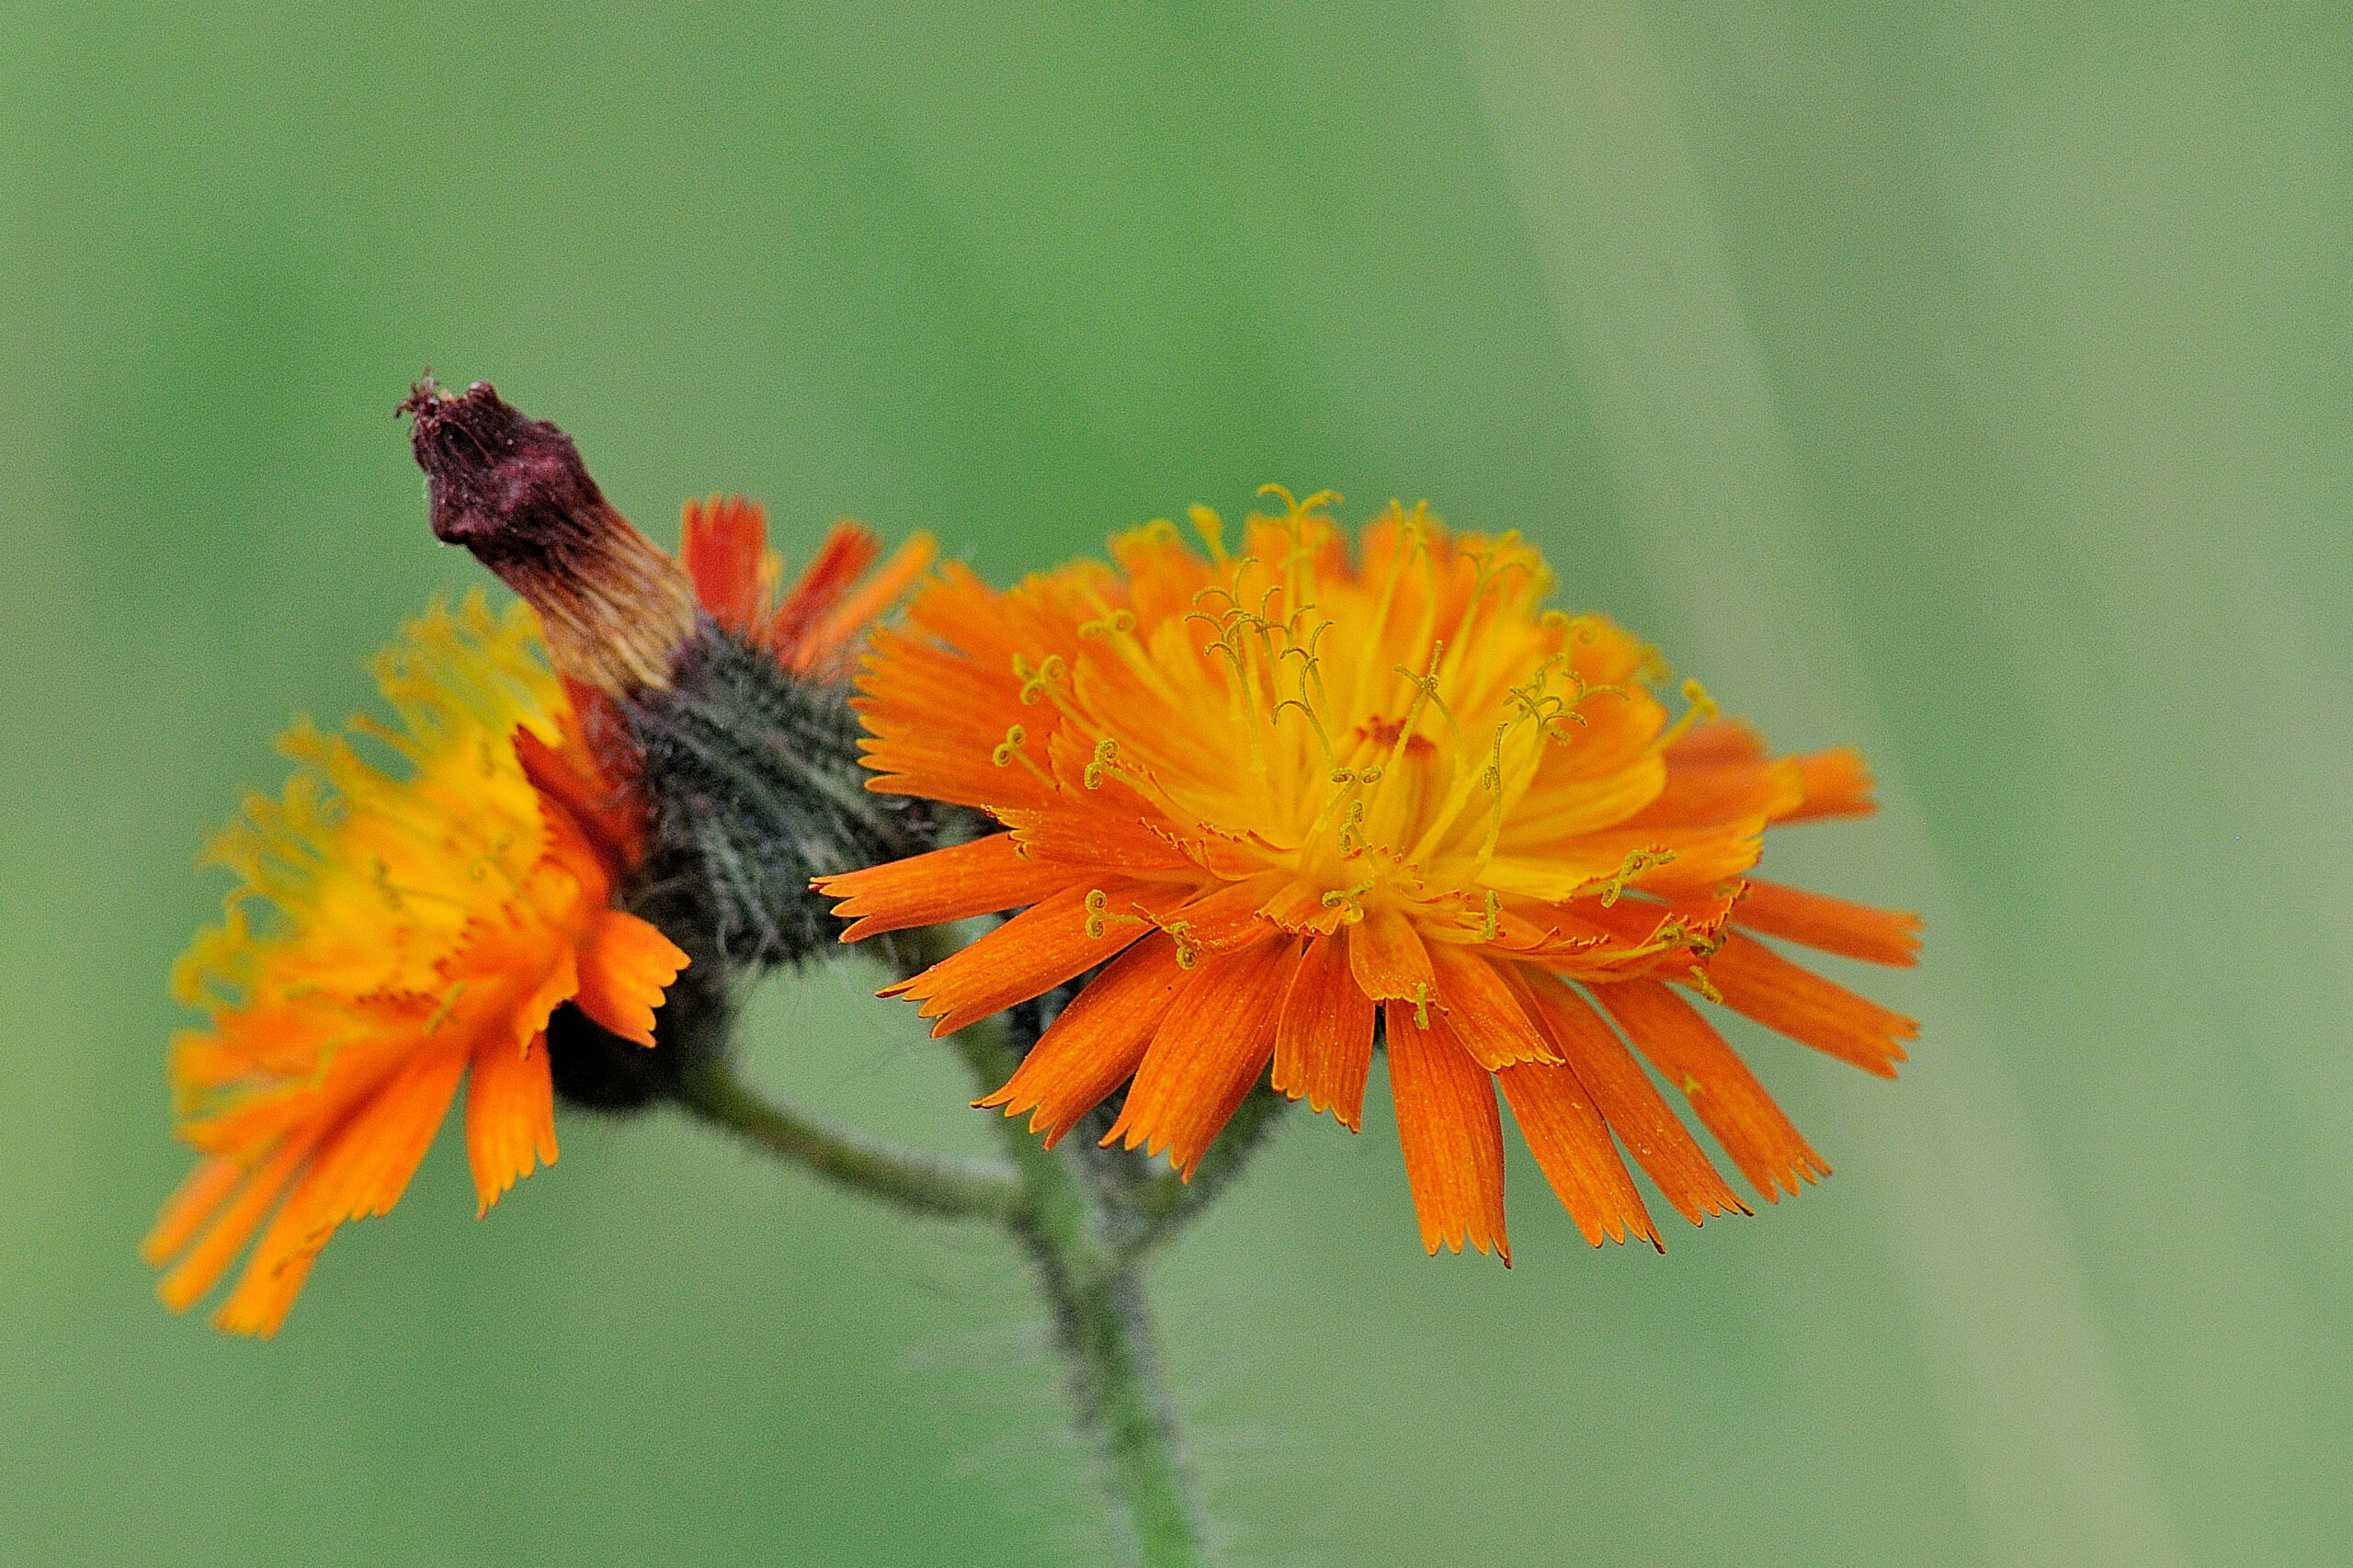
[[401, 377, 697, 695]]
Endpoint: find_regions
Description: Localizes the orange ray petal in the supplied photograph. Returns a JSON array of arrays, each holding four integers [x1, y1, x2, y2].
[[1499, 753, 1668, 846], [1779, 746, 1875, 822], [512, 942, 583, 1051], [1271, 931, 1376, 1130], [1596, 980, 1829, 1202], [1104, 937, 1296, 1177], [855, 626, 1024, 731], [1256, 875, 1353, 936], [1426, 943, 1556, 1070], [154, 1135, 311, 1312], [978, 932, 1187, 1146], [767, 522, 882, 657], [1512, 969, 1746, 1224], [514, 715, 645, 882], [1495, 1059, 1659, 1249], [679, 494, 768, 634], [1665, 718, 1768, 767], [142, 1155, 245, 1269], [1385, 1002, 1509, 1261], [210, 1048, 473, 1336], [287, 1047, 473, 1230], [994, 805, 1201, 873], [465, 1029, 559, 1215], [572, 910, 688, 1048], [883, 881, 1179, 1038], [1347, 904, 1436, 1006], [1533, 821, 1767, 900], [176, 1008, 425, 1158], [1165, 869, 1293, 955], [210, 1238, 323, 1337], [1704, 933, 1916, 1078], [817, 832, 1090, 942], [804, 531, 938, 674], [1620, 758, 1804, 832], [213, 1233, 327, 1335], [857, 735, 1064, 816], [1732, 879, 1922, 966]]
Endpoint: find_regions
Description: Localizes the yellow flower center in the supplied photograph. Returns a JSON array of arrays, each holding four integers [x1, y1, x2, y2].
[[1005, 491, 1698, 944]]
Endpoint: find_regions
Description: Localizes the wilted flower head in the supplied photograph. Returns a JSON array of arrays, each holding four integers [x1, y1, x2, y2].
[[822, 490, 1920, 1259]]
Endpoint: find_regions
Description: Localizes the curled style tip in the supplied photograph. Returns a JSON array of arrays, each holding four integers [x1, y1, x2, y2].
[[402, 377, 697, 696]]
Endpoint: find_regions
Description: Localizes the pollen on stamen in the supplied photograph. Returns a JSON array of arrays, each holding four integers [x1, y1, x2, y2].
[[1321, 878, 1375, 923], [1187, 504, 1230, 564], [1012, 653, 1069, 707], [1597, 846, 1677, 907], [1077, 609, 1136, 639], [1656, 677, 1723, 752], [1081, 888, 1147, 942]]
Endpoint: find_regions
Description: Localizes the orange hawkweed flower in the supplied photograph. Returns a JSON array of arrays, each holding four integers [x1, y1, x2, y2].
[[820, 491, 1921, 1260], [145, 595, 688, 1335]]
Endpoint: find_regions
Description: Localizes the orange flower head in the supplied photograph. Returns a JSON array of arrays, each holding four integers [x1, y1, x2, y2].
[[820, 490, 1921, 1261], [146, 594, 688, 1335]]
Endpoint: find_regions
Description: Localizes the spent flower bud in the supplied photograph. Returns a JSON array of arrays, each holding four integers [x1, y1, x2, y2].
[[403, 376, 955, 1106], [402, 376, 698, 696]]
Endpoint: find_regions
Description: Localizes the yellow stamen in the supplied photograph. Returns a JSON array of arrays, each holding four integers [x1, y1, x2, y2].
[[991, 723, 1056, 789], [423, 981, 468, 1036], [1077, 609, 1136, 639], [1083, 888, 1146, 941], [1597, 846, 1677, 907], [1658, 677, 1722, 751], [1084, 738, 1120, 790], [1320, 877, 1375, 922], [1188, 504, 1230, 565]]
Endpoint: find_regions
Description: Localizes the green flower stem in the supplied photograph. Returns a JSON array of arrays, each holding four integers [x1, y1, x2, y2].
[[675, 1053, 1023, 1221], [1118, 1080, 1289, 1263], [689, 920, 1219, 1565], [954, 1024, 1209, 1568]]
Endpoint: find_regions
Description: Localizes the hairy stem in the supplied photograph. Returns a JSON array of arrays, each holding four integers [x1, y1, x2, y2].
[[676, 1052, 1022, 1221], [957, 1026, 1210, 1568], [1118, 1079, 1290, 1263]]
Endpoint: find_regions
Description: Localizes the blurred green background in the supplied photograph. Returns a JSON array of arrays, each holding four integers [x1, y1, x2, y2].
[[4, 2, 2347, 1562]]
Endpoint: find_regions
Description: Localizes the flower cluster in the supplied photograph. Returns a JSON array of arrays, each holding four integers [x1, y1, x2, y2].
[[153, 378, 1920, 1339]]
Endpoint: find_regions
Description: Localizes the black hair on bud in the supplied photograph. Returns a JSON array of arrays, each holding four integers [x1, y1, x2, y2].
[[626, 622, 944, 971], [540, 627, 951, 1108]]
